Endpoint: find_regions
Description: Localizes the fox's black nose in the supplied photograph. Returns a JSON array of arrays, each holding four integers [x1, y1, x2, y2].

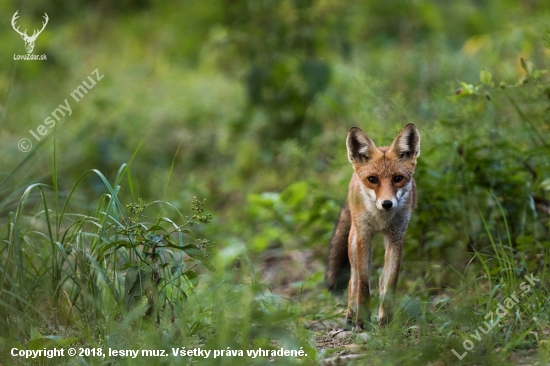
[[382, 200, 393, 210]]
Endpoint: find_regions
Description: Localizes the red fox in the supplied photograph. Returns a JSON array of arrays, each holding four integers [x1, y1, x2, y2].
[[326, 124, 420, 329]]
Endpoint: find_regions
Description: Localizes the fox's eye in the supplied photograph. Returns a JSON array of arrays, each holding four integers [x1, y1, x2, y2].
[[393, 175, 404, 183], [367, 176, 378, 184]]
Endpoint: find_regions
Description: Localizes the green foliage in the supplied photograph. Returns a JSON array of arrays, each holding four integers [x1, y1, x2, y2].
[[213, 0, 339, 142], [114, 196, 214, 317], [246, 181, 339, 252], [449, 57, 550, 257], [0, 163, 218, 350]]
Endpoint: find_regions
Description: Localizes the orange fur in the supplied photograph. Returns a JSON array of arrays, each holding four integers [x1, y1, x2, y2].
[[326, 124, 420, 329]]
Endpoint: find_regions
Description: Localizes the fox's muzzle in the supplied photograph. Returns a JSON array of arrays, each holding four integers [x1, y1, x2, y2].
[[381, 200, 393, 210]]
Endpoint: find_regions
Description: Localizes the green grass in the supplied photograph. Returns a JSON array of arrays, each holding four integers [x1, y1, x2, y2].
[[1, 155, 548, 365]]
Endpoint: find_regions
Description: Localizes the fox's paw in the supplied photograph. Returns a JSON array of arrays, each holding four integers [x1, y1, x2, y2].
[[377, 308, 392, 327], [378, 314, 392, 327], [345, 308, 355, 322], [352, 322, 364, 332], [344, 308, 357, 330], [346, 308, 376, 331], [345, 308, 374, 331], [378, 316, 389, 327]]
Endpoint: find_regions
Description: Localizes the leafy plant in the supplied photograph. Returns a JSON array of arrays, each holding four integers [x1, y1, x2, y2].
[[246, 180, 339, 252], [105, 197, 214, 319]]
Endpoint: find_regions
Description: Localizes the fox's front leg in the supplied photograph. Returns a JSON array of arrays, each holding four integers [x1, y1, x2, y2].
[[346, 226, 373, 329], [345, 226, 358, 325], [378, 234, 404, 326]]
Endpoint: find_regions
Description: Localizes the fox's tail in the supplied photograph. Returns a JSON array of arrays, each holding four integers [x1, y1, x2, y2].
[[325, 202, 351, 294]]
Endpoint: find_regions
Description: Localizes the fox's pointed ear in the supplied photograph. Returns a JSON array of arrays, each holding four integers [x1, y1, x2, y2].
[[346, 127, 376, 164], [390, 123, 420, 160]]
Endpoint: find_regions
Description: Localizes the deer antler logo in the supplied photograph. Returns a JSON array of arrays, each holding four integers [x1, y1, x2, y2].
[[11, 11, 49, 54]]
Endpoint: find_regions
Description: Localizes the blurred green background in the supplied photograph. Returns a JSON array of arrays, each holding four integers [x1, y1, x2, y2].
[[2, 0, 549, 272], [1, 0, 550, 364]]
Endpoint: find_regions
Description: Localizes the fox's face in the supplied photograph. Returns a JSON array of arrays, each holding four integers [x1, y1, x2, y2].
[[346, 124, 420, 211]]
